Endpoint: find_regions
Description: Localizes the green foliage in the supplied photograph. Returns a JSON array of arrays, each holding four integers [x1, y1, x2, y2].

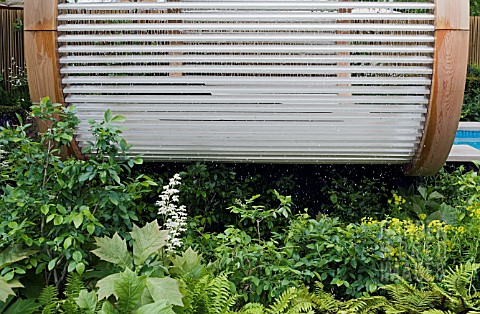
[[382, 262, 480, 313], [0, 245, 36, 302], [211, 192, 399, 303], [84, 220, 182, 313], [0, 98, 155, 288], [472, 0, 480, 16], [38, 285, 58, 314], [0, 63, 30, 124], [61, 273, 85, 313], [462, 65, 480, 121], [320, 174, 390, 222], [1, 298, 39, 314]]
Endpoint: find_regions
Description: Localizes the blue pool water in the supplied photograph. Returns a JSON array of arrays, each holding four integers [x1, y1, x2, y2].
[[454, 130, 480, 150]]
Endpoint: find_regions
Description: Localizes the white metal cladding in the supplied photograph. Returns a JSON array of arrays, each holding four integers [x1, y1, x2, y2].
[[57, 0, 434, 163]]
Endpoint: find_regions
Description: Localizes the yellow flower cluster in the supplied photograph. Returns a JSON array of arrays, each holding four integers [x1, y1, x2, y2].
[[467, 204, 480, 219], [388, 217, 422, 237], [388, 193, 407, 210], [360, 217, 378, 226]]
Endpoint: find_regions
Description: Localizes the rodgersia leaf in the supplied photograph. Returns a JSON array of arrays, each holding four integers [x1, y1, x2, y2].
[[92, 233, 132, 269], [75, 290, 98, 314], [134, 300, 175, 314], [0, 244, 38, 270], [0, 277, 22, 302], [131, 221, 168, 267], [96, 273, 122, 301], [146, 277, 184, 307], [114, 268, 146, 313]]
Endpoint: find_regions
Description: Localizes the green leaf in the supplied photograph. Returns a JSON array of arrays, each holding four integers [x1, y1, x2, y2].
[[146, 277, 183, 307], [64, 238, 73, 250], [86, 224, 95, 235], [169, 248, 203, 278], [0, 245, 38, 270], [132, 157, 143, 165], [330, 194, 338, 204], [131, 221, 168, 267], [97, 273, 122, 300], [134, 300, 175, 314], [54, 215, 64, 226], [75, 290, 97, 314], [78, 172, 91, 183], [111, 115, 127, 123], [57, 204, 67, 215], [76, 262, 85, 275], [72, 251, 82, 263], [92, 233, 132, 269], [114, 269, 146, 313], [73, 214, 83, 228], [41, 205, 49, 215], [3, 299, 39, 314], [99, 301, 119, 314], [109, 195, 119, 206], [104, 110, 112, 122], [48, 258, 58, 271], [0, 278, 18, 302]]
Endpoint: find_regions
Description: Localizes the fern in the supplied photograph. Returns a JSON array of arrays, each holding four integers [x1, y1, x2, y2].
[[341, 296, 388, 314], [380, 262, 480, 313], [206, 273, 237, 314], [237, 303, 265, 314], [61, 274, 85, 314], [265, 286, 317, 314], [310, 282, 339, 313], [180, 273, 210, 314], [38, 286, 59, 314]]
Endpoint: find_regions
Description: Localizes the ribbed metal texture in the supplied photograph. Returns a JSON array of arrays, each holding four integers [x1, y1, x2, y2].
[[58, 0, 434, 163]]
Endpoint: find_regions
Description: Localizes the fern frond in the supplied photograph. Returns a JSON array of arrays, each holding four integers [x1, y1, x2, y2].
[[341, 296, 388, 314], [61, 274, 85, 313], [237, 303, 265, 314], [310, 282, 338, 313], [180, 273, 211, 314], [420, 310, 453, 314], [206, 273, 237, 314], [38, 286, 59, 314], [443, 263, 480, 299], [409, 257, 435, 284]]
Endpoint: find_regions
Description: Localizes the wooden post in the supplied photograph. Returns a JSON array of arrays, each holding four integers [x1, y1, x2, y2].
[[168, 0, 182, 77], [337, 0, 351, 96], [24, 0, 83, 159], [405, 0, 469, 176]]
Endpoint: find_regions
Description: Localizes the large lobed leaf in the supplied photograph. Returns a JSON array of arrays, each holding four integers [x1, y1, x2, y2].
[[92, 233, 133, 269], [97, 273, 122, 301], [114, 268, 146, 313], [0, 245, 38, 270], [131, 221, 168, 267], [75, 290, 98, 314], [3, 299, 39, 314], [169, 247, 204, 279], [146, 277, 184, 307], [134, 300, 175, 314], [0, 278, 23, 303]]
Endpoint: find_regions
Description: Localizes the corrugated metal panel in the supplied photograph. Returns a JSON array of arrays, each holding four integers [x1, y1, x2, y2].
[[57, 0, 434, 163]]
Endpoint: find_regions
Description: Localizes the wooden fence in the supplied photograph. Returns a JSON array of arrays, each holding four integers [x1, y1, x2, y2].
[[0, 4, 24, 91], [470, 17, 480, 65]]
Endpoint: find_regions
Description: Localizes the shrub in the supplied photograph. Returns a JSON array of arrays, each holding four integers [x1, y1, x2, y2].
[[462, 65, 480, 122], [0, 98, 154, 289]]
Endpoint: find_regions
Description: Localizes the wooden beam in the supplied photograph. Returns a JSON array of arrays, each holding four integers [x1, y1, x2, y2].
[[405, 29, 469, 175], [435, 0, 469, 31], [24, 0, 57, 31], [406, 0, 470, 175], [24, 0, 83, 159], [24, 31, 64, 106]]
